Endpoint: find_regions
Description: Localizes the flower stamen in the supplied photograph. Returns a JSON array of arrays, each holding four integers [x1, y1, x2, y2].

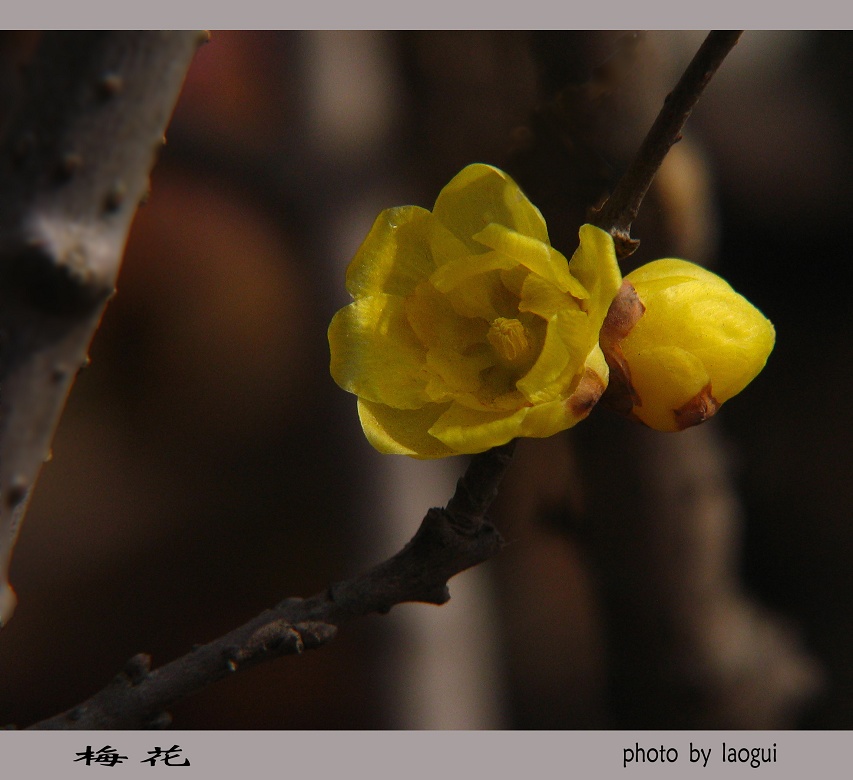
[[487, 317, 530, 362]]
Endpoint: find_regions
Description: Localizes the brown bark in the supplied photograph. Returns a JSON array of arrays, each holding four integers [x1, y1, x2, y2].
[[0, 31, 202, 625]]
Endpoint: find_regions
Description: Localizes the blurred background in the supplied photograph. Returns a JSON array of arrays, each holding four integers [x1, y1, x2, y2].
[[0, 30, 850, 729]]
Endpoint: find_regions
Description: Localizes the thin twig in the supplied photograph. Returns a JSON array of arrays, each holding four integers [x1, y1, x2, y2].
[[26, 460, 506, 729], [592, 30, 743, 258]]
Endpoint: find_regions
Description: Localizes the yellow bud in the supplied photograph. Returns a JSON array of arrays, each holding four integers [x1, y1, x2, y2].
[[600, 259, 775, 431]]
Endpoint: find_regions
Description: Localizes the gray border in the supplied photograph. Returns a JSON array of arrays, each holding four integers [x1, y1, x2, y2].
[[2, 730, 851, 778]]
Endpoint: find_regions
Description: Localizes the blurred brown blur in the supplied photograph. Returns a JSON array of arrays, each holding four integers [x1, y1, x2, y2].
[[0, 31, 850, 729]]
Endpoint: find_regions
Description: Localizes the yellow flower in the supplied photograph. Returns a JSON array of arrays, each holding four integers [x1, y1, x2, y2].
[[328, 164, 622, 458], [601, 259, 776, 431]]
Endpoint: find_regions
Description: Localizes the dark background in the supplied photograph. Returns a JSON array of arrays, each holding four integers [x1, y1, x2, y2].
[[0, 30, 850, 729]]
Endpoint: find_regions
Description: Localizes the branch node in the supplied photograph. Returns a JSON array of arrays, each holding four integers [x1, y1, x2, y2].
[[276, 596, 306, 613], [222, 646, 240, 672], [122, 652, 152, 686], [424, 585, 451, 606], [292, 621, 337, 650], [248, 618, 303, 656], [96, 72, 123, 100], [103, 179, 127, 213], [0, 236, 112, 315], [4, 476, 30, 509], [54, 151, 84, 182], [611, 230, 641, 260]]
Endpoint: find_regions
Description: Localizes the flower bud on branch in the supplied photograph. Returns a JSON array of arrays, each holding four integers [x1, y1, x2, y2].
[[600, 260, 775, 431]]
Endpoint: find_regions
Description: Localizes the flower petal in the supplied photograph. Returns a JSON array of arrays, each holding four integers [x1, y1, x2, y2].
[[345, 206, 435, 298], [429, 401, 528, 454], [628, 344, 710, 431], [427, 216, 478, 267], [518, 272, 582, 321], [519, 346, 609, 436], [444, 269, 520, 321], [625, 257, 725, 288], [473, 223, 587, 298], [358, 399, 457, 459], [329, 295, 429, 409], [405, 281, 488, 352], [517, 308, 590, 404], [424, 345, 494, 400], [568, 224, 622, 330], [432, 164, 550, 252], [429, 249, 519, 293]]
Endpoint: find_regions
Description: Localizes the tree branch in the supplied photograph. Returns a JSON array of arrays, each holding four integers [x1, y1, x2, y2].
[[26, 450, 508, 729], [592, 30, 742, 258], [0, 31, 202, 626]]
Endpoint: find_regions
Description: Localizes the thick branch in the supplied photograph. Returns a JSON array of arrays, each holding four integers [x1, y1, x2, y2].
[[592, 31, 742, 258], [27, 462, 506, 729], [0, 32, 202, 626]]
